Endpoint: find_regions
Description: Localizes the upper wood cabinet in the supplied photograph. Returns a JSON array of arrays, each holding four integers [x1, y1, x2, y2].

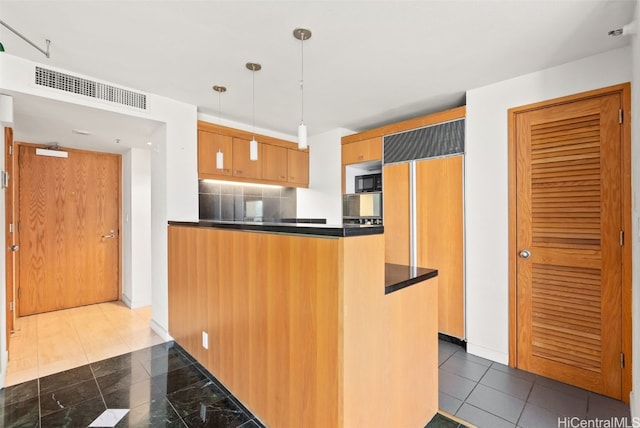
[[232, 137, 262, 179], [198, 130, 233, 176], [342, 137, 382, 165], [288, 149, 309, 185], [262, 144, 288, 182], [197, 120, 309, 188]]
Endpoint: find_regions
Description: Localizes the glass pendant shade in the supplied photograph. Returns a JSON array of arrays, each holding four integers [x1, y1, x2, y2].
[[249, 138, 258, 161], [298, 122, 307, 149], [216, 149, 224, 169]]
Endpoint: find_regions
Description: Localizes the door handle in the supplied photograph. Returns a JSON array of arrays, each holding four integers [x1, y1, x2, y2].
[[102, 230, 116, 239], [519, 249, 531, 259], [8, 245, 18, 252]]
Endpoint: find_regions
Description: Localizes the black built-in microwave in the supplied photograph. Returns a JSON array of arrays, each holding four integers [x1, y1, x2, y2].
[[355, 173, 382, 193]]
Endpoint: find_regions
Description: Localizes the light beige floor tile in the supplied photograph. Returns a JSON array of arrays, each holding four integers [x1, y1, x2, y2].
[[85, 342, 132, 363], [8, 337, 37, 360], [5, 301, 165, 387], [5, 356, 39, 386], [38, 354, 89, 378]]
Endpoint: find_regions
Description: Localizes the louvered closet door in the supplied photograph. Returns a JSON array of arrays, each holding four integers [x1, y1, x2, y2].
[[515, 94, 622, 399]]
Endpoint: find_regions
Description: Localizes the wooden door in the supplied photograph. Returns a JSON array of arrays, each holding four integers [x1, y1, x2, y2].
[[17, 145, 121, 316], [513, 92, 624, 398], [416, 155, 464, 338]]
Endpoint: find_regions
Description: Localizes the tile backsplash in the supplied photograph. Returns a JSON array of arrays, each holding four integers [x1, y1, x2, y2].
[[199, 180, 296, 221]]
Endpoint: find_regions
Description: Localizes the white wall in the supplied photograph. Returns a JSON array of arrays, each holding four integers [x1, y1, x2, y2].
[[465, 46, 632, 364], [297, 128, 353, 225], [629, 0, 639, 415], [0, 53, 199, 352], [122, 148, 152, 308]]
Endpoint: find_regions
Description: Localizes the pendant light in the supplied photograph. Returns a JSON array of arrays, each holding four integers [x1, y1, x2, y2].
[[246, 62, 261, 161], [212, 85, 227, 169], [293, 28, 311, 150]]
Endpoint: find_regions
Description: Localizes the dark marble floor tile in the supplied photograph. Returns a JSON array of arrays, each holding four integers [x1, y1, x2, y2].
[[132, 342, 182, 365], [0, 379, 39, 407], [40, 377, 101, 417], [151, 364, 208, 396], [39, 395, 106, 428], [425, 412, 461, 428], [238, 419, 263, 428], [91, 352, 136, 378], [141, 347, 194, 377], [39, 363, 94, 394], [102, 376, 165, 410], [95, 361, 152, 397], [115, 397, 186, 428], [0, 395, 40, 428], [181, 397, 250, 428], [167, 378, 227, 418]]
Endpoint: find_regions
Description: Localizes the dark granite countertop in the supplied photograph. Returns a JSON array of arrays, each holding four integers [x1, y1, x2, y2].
[[385, 263, 438, 295], [168, 220, 383, 237]]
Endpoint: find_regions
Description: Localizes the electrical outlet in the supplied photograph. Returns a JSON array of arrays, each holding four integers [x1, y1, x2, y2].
[[202, 331, 208, 350]]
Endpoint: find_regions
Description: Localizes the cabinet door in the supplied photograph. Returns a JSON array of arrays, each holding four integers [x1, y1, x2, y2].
[[198, 131, 233, 176], [287, 149, 309, 186], [232, 137, 262, 179], [342, 137, 382, 165], [416, 155, 464, 338], [383, 163, 410, 265], [262, 144, 288, 182]]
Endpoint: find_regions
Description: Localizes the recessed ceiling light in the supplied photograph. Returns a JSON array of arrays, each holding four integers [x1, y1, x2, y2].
[[72, 128, 91, 135], [146, 141, 152, 146], [115, 139, 120, 144]]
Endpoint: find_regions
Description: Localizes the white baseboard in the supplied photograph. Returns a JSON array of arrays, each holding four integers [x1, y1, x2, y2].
[[150, 318, 173, 342], [121, 294, 133, 308], [466, 342, 509, 365], [631, 390, 638, 419]]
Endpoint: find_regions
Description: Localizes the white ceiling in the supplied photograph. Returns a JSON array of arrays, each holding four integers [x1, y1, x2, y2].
[[0, 0, 636, 153]]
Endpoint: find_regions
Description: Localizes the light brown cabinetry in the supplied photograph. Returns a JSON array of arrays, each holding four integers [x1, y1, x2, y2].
[[232, 137, 262, 179], [198, 130, 232, 176], [416, 156, 464, 339], [383, 163, 410, 265], [262, 144, 287, 182], [197, 121, 309, 188], [168, 225, 438, 428], [383, 156, 464, 338], [342, 137, 382, 165], [287, 149, 309, 185]]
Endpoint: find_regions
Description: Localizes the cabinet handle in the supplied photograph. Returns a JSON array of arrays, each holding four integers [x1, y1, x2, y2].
[[224, 169, 230, 173], [236, 170, 243, 174], [357, 154, 364, 160], [279, 175, 286, 179], [290, 176, 295, 180]]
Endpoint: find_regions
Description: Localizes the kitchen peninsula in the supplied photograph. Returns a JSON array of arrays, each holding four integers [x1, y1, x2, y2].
[[168, 221, 438, 427]]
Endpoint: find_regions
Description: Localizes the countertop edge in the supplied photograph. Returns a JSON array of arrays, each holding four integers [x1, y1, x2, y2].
[[385, 264, 438, 295], [168, 220, 384, 237]]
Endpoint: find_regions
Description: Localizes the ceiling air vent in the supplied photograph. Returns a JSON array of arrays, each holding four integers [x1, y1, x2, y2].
[[34, 66, 147, 110]]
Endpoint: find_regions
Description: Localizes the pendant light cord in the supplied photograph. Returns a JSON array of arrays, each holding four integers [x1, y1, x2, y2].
[[300, 33, 305, 123], [252, 65, 256, 139]]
